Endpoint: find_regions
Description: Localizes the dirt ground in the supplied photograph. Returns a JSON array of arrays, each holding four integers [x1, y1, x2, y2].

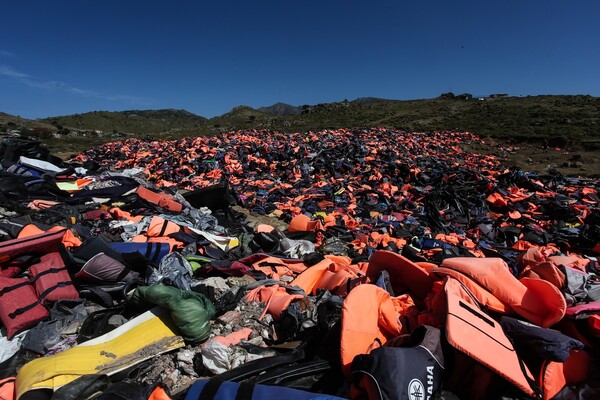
[[461, 139, 600, 178]]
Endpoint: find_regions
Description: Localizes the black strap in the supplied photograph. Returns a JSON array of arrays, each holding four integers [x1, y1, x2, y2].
[[151, 242, 161, 263], [143, 242, 162, 263], [399, 314, 411, 332], [235, 382, 255, 400], [257, 262, 286, 273], [198, 379, 225, 400], [514, 339, 543, 399], [214, 349, 305, 382], [0, 266, 69, 296], [346, 277, 352, 295], [31, 267, 69, 284], [158, 220, 169, 237], [0, 280, 31, 296], [115, 266, 132, 282], [8, 281, 73, 319], [80, 285, 115, 308], [198, 380, 255, 400]]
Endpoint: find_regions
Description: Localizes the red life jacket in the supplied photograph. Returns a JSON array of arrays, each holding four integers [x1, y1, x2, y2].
[[0, 277, 48, 339], [0, 252, 78, 339], [0, 228, 66, 265], [29, 252, 79, 304]]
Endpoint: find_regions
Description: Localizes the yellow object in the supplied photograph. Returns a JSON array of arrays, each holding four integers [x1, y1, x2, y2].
[[267, 209, 283, 218], [186, 227, 239, 251], [55, 182, 80, 192], [16, 308, 184, 399]]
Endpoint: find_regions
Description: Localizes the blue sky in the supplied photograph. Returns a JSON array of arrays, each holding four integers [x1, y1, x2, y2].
[[1, 1, 599, 119]]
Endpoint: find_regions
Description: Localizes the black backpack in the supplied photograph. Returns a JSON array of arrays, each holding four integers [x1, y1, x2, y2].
[[351, 325, 445, 400]]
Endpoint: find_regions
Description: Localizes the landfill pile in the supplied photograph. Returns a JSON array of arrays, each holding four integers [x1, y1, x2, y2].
[[0, 128, 598, 400]]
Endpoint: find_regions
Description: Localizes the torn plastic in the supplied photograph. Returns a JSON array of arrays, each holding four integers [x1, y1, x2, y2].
[[148, 252, 195, 290], [21, 300, 87, 355]]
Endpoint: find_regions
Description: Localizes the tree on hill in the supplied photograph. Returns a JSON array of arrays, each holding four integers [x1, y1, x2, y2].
[[439, 92, 456, 100]]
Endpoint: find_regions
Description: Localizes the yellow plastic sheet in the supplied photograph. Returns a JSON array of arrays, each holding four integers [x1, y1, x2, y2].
[[16, 308, 184, 399]]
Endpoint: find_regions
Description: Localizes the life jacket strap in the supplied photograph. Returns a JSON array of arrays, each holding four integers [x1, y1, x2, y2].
[[513, 337, 544, 399], [0, 280, 31, 296], [256, 262, 287, 273], [198, 379, 225, 400], [149, 243, 161, 263], [114, 265, 132, 282], [197, 379, 256, 400], [158, 220, 169, 237], [235, 382, 255, 400], [0, 267, 69, 296], [8, 281, 73, 319]]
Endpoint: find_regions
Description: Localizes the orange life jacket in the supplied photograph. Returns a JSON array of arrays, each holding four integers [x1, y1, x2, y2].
[[250, 256, 306, 281], [0, 377, 14, 400], [340, 284, 418, 378], [148, 385, 172, 400], [365, 250, 433, 299], [434, 267, 510, 314], [291, 259, 365, 296], [245, 285, 304, 320], [136, 185, 183, 212], [146, 217, 181, 237], [444, 277, 539, 398], [287, 214, 322, 232], [16, 224, 80, 249], [538, 349, 594, 399], [440, 257, 566, 328]]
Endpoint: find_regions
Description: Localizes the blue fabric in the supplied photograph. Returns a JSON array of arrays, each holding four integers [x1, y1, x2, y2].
[[185, 379, 347, 400], [109, 242, 170, 264], [7, 163, 43, 177], [500, 316, 584, 362]]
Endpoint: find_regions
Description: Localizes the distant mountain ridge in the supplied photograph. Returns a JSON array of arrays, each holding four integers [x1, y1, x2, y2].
[[258, 102, 302, 116]]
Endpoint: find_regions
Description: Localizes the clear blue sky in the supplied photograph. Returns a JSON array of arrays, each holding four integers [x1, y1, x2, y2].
[[1, 1, 599, 119]]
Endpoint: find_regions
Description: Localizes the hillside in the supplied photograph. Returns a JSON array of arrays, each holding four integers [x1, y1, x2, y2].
[[40, 109, 207, 135], [207, 106, 274, 132], [2, 95, 600, 158], [206, 95, 600, 148], [0, 112, 57, 132]]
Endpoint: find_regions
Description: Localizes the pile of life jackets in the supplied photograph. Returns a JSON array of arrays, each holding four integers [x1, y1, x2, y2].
[[0, 130, 598, 400]]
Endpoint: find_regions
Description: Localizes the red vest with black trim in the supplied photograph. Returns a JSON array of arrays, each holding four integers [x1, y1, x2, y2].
[[0, 232, 79, 339]]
